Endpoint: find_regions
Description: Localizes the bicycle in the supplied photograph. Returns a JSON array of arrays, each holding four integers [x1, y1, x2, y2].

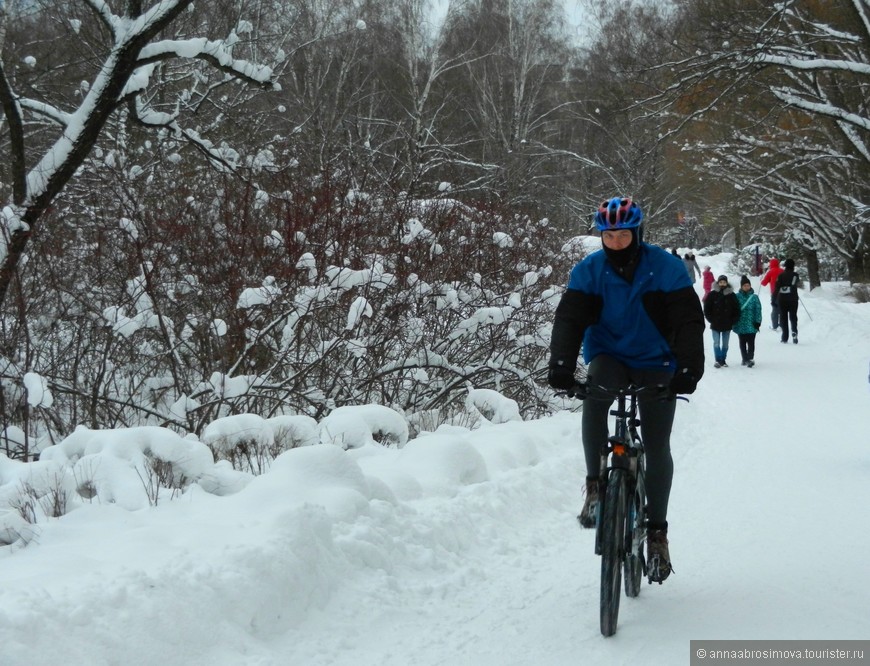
[[567, 382, 677, 637]]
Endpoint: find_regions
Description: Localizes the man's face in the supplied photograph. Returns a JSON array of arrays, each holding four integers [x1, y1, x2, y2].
[[718, 280, 727, 288], [601, 229, 633, 250]]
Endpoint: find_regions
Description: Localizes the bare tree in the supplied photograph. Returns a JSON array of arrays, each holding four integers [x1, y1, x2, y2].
[[646, 0, 870, 281], [0, 0, 279, 308]]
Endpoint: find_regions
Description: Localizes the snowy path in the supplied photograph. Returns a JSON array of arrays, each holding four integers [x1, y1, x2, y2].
[[270, 279, 870, 666], [273, 278, 870, 665], [1, 272, 869, 666]]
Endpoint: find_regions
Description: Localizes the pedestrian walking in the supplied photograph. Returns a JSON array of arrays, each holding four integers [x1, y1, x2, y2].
[[683, 252, 702, 283], [774, 258, 800, 344], [701, 265, 714, 301], [760, 258, 784, 330], [704, 274, 741, 367], [733, 275, 762, 367]]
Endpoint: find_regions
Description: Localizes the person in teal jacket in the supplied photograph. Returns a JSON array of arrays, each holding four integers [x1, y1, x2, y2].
[[733, 275, 763, 367], [547, 196, 705, 583]]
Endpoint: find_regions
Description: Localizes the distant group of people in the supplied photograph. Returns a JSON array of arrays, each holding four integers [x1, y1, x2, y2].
[[703, 274, 761, 367], [667, 247, 802, 367], [699, 256, 801, 368]]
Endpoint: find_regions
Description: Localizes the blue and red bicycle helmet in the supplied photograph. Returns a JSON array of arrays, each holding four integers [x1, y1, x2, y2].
[[594, 197, 643, 230]]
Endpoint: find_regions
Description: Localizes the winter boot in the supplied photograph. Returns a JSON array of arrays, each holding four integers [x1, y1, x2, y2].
[[792, 332, 798, 344], [647, 525, 673, 584], [577, 478, 600, 528]]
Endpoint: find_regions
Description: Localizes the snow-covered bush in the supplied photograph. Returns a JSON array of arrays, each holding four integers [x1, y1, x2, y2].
[[201, 414, 279, 475], [319, 404, 409, 449], [38, 426, 215, 509], [4, 178, 581, 445]]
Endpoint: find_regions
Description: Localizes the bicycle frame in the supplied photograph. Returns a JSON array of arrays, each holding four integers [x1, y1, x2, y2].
[[573, 382, 684, 636], [593, 388, 645, 559]]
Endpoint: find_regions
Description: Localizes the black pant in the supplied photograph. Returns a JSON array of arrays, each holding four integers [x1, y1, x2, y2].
[[582, 354, 676, 527], [738, 333, 756, 362], [779, 300, 798, 340]]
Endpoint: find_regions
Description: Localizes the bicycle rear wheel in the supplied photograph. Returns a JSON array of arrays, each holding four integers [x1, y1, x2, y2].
[[600, 469, 627, 637], [623, 479, 645, 598]]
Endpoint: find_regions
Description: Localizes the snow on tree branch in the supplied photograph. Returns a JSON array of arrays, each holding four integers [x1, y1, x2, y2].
[[15, 99, 74, 127], [0, 0, 281, 307], [82, 0, 118, 32], [137, 39, 276, 88], [748, 54, 870, 77], [769, 88, 870, 134]]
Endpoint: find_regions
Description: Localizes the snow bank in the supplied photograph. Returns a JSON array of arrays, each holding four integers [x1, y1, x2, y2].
[[0, 391, 525, 536], [319, 404, 409, 449], [39, 426, 215, 510]]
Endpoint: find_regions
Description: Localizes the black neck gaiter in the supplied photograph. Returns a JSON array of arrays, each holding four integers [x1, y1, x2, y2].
[[603, 230, 640, 282]]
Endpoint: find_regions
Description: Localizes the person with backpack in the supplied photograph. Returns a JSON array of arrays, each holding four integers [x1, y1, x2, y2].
[[547, 196, 705, 583], [774, 258, 800, 344], [703, 275, 741, 367], [733, 275, 763, 367], [760, 258, 784, 330]]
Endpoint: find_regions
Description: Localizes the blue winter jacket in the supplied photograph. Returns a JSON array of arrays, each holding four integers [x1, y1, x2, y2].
[[549, 243, 705, 376]]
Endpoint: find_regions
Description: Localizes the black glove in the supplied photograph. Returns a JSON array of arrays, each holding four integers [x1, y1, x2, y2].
[[548, 364, 576, 390], [669, 367, 698, 395], [754, 322, 761, 331]]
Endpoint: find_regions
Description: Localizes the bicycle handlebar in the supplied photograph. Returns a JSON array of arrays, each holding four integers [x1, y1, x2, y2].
[[557, 382, 689, 402], [586, 383, 668, 397]]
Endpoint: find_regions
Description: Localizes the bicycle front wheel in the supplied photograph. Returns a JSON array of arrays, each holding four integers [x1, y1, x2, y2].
[[600, 469, 627, 637], [624, 477, 645, 598]]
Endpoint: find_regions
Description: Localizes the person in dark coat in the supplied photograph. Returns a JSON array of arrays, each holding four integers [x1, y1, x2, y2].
[[760, 258, 784, 330], [683, 252, 701, 283], [774, 258, 800, 343], [703, 275, 741, 367], [547, 196, 705, 583]]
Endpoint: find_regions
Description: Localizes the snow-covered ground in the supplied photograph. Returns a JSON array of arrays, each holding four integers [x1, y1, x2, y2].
[[1, 253, 868, 665]]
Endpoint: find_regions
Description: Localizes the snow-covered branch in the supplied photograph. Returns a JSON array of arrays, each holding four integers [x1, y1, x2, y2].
[[0, 0, 280, 308], [15, 99, 75, 127], [748, 53, 870, 77], [82, 0, 119, 33], [137, 39, 276, 88]]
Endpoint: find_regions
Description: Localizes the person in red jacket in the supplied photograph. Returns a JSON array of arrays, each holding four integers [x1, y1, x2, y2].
[[701, 265, 714, 300], [760, 258, 784, 330]]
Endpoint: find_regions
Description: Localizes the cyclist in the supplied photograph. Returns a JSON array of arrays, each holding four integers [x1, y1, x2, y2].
[[547, 196, 705, 582]]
